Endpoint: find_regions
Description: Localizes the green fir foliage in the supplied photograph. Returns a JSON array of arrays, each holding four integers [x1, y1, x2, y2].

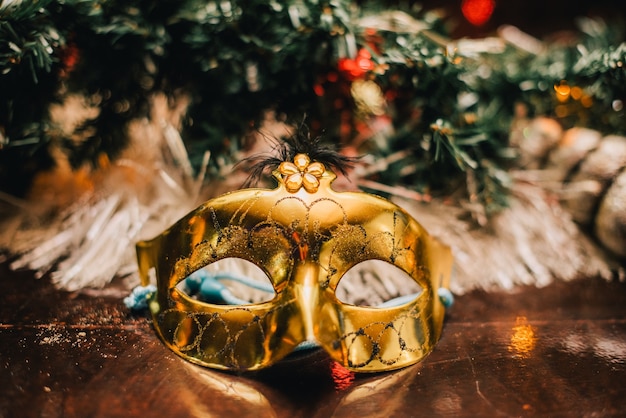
[[0, 0, 624, 210]]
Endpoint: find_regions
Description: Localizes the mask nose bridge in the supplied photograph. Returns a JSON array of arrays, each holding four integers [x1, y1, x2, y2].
[[289, 260, 322, 342]]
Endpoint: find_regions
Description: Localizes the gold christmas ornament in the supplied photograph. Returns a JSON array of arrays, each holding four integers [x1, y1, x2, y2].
[[136, 152, 453, 372], [561, 135, 626, 225], [510, 116, 562, 170], [515, 120, 626, 262], [547, 127, 602, 182], [351, 79, 386, 116], [595, 170, 626, 258]]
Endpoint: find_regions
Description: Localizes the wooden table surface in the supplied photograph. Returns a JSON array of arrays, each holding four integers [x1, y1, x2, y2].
[[1, 261, 625, 417]]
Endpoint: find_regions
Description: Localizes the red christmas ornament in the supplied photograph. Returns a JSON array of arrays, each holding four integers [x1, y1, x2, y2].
[[338, 48, 375, 80], [59, 41, 80, 78], [461, 0, 495, 26]]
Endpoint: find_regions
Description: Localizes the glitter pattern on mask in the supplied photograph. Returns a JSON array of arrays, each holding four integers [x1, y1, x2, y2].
[[137, 158, 452, 372]]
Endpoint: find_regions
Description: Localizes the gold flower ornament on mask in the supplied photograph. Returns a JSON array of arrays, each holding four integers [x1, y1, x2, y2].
[[136, 148, 453, 373], [279, 153, 325, 192]]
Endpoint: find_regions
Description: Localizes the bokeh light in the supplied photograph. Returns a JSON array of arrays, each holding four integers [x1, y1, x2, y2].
[[461, 0, 496, 26]]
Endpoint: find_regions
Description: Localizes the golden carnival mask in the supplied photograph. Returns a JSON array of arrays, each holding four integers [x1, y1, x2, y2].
[[136, 148, 453, 373]]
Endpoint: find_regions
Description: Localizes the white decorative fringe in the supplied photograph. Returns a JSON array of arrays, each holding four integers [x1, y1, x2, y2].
[[0, 110, 621, 296], [397, 178, 619, 295], [0, 95, 208, 291]]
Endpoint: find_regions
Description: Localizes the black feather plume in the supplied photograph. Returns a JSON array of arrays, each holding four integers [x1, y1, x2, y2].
[[241, 121, 358, 188]]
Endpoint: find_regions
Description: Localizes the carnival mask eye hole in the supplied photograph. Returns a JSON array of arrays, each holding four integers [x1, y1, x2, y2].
[[175, 258, 276, 305], [335, 260, 422, 308]]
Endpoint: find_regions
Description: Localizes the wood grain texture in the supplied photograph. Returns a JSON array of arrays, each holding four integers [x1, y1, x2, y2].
[[1, 262, 625, 417]]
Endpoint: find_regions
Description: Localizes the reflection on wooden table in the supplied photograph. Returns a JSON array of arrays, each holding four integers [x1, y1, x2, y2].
[[1, 262, 625, 417]]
